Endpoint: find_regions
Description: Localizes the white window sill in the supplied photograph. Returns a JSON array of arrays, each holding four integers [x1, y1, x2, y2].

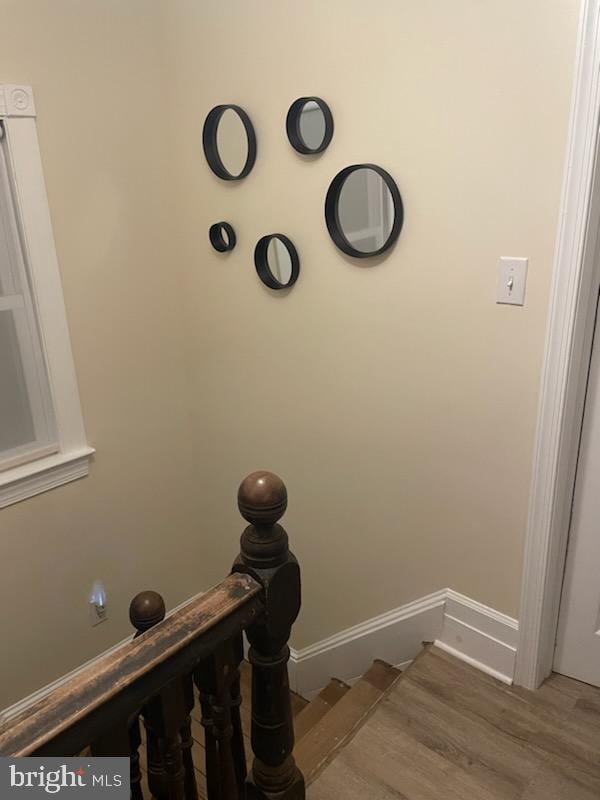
[[0, 446, 95, 509]]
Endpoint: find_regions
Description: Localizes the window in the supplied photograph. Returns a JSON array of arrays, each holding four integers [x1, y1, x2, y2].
[[0, 85, 92, 507], [0, 127, 57, 469]]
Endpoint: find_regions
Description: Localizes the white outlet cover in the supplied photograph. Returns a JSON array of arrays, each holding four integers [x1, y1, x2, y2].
[[496, 257, 528, 306]]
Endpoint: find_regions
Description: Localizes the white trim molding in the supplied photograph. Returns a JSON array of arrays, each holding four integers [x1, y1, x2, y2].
[[0, 448, 94, 510], [0, 587, 517, 719], [436, 590, 518, 686], [0, 85, 35, 118], [290, 589, 518, 699], [0, 85, 93, 507], [516, 0, 600, 689], [288, 590, 446, 698]]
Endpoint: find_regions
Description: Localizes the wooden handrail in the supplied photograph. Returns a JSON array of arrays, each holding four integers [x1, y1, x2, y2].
[[0, 573, 263, 757]]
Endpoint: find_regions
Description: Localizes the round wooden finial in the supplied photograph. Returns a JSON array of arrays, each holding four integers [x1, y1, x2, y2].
[[129, 590, 166, 634], [238, 470, 288, 526]]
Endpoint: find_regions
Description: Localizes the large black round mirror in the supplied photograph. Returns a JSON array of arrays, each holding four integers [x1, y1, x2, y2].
[[325, 164, 403, 258], [254, 234, 300, 290], [202, 105, 257, 180], [286, 97, 334, 155]]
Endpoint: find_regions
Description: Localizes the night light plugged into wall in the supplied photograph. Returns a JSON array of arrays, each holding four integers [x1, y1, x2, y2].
[[89, 580, 107, 626]]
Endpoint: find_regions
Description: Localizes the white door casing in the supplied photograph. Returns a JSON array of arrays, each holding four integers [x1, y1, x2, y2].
[[515, 0, 600, 689], [555, 312, 600, 686]]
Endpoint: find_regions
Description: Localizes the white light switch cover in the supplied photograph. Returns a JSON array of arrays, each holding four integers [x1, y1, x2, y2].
[[496, 257, 528, 306]]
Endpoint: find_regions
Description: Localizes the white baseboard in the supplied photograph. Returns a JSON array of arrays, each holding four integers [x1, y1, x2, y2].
[[290, 589, 518, 698], [1, 587, 518, 722], [435, 590, 518, 685], [289, 590, 447, 699]]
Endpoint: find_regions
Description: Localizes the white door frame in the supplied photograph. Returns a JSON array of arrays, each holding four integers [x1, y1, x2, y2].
[[515, 0, 600, 689]]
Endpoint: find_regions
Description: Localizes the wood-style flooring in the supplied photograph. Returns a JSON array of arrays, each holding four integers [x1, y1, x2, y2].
[[308, 645, 600, 800], [139, 662, 307, 799]]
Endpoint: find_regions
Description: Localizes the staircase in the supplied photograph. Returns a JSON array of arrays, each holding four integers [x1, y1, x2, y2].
[[157, 659, 398, 799], [3, 471, 599, 800], [294, 660, 401, 783]]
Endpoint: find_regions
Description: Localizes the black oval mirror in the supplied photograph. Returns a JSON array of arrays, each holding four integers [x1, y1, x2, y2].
[[209, 222, 236, 252], [286, 97, 334, 155], [254, 234, 300, 290], [325, 164, 403, 257], [202, 105, 257, 180]]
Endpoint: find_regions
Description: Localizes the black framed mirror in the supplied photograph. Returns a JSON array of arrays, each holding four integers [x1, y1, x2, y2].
[[209, 222, 236, 252], [254, 234, 300, 290], [202, 105, 257, 180], [325, 164, 403, 258], [286, 97, 334, 155]]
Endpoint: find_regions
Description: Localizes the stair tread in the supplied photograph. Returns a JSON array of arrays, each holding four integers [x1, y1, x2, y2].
[[364, 659, 402, 691], [294, 660, 402, 784], [294, 679, 350, 742], [318, 677, 351, 707], [307, 644, 600, 800]]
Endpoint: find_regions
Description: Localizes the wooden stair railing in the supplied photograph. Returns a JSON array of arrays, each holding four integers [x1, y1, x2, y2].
[[0, 471, 304, 800]]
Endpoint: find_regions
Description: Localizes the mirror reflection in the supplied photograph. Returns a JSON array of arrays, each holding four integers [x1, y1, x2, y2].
[[337, 168, 395, 253], [254, 234, 300, 290], [266, 237, 293, 284], [298, 102, 327, 152], [286, 97, 333, 155], [325, 164, 403, 258], [216, 109, 249, 177]]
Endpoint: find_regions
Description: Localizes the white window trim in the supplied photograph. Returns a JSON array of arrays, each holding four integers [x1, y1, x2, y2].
[[0, 85, 93, 508]]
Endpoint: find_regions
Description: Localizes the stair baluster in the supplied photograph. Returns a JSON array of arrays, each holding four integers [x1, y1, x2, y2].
[[130, 590, 167, 800], [180, 674, 199, 800], [144, 679, 187, 800], [229, 633, 247, 797], [194, 637, 244, 800], [233, 471, 305, 800], [195, 654, 220, 800], [129, 720, 144, 800]]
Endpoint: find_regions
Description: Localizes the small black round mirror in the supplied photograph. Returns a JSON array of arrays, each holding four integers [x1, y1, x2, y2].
[[202, 105, 257, 180], [325, 164, 403, 258], [254, 234, 300, 290], [209, 222, 236, 252], [286, 97, 334, 155]]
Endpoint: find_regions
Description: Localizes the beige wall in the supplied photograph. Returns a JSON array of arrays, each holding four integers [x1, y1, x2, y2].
[[166, 0, 579, 646], [0, 0, 580, 707], [0, 1, 204, 709]]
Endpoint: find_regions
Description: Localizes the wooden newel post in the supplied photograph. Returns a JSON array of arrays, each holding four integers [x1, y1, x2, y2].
[[232, 471, 304, 800]]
